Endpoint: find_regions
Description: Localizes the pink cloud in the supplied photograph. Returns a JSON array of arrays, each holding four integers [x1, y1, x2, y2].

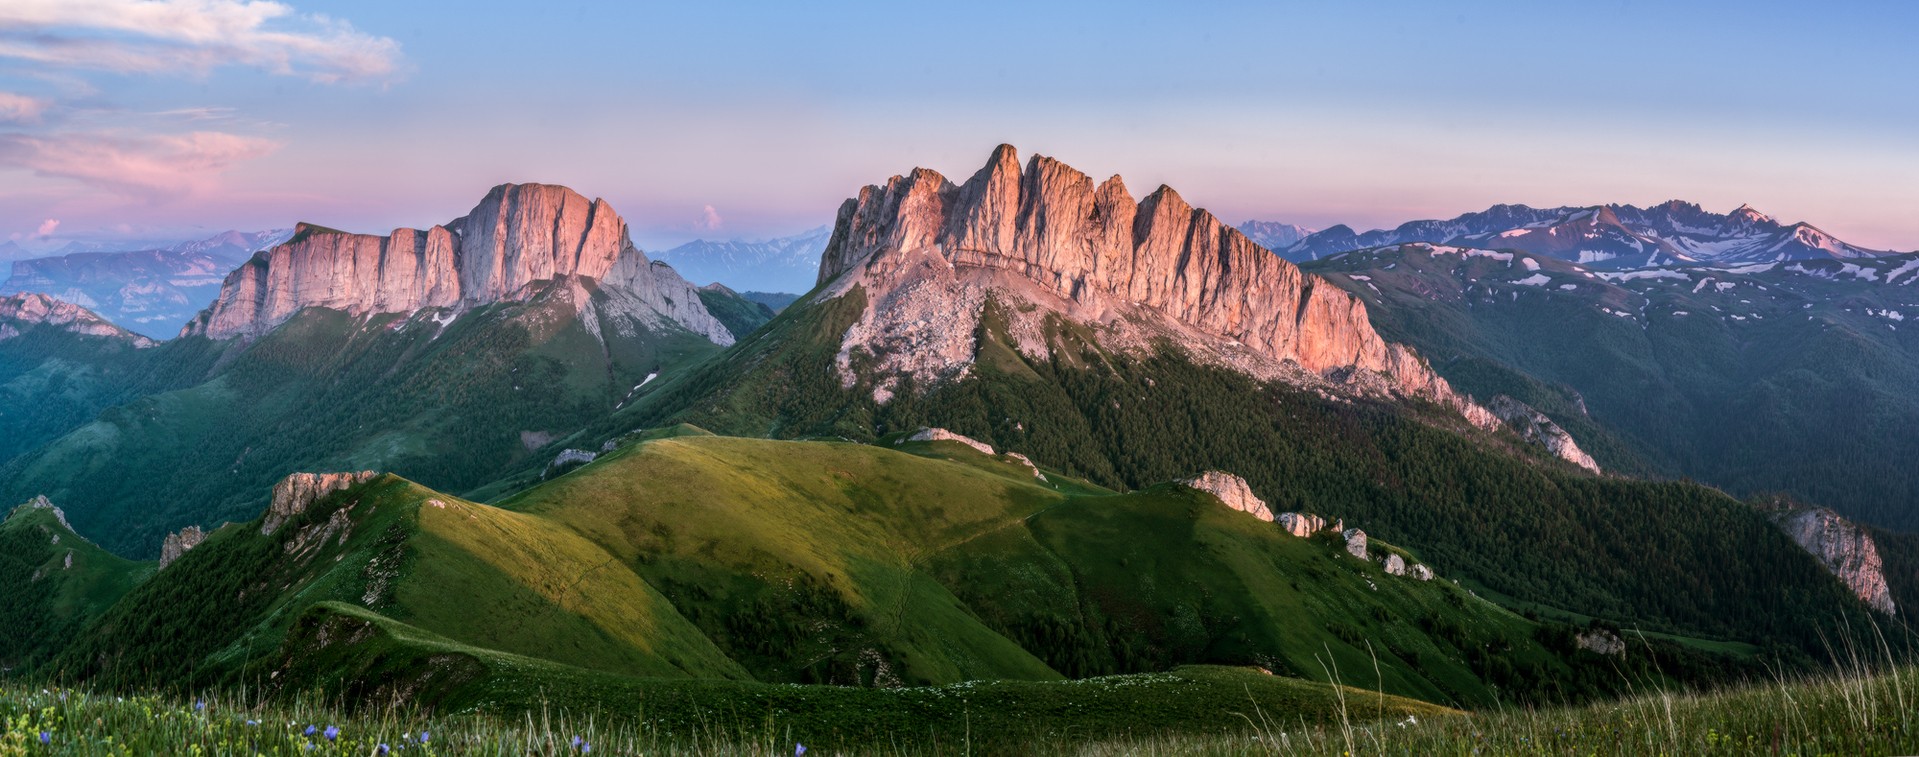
[[0, 0, 402, 83], [0, 92, 46, 124], [699, 204, 724, 231], [0, 129, 281, 198], [34, 217, 58, 237]]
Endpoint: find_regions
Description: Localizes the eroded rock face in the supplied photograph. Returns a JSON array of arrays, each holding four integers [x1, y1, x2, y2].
[[1381, 553, 1407, 576], [1343, 528, 1369, 559], [184, 184, 731, 345], [1774, 506, 1895, 615], [1276, 512, 1338, 538], [0, 293, 153, 347], [261, 472, 378, 536], [1488, 395, 1600, 473], [1182, 471, 1273, 522], [1409, 563, 1435, 581], [159, 526, 205, 569], [813, 145, 1496, 426]]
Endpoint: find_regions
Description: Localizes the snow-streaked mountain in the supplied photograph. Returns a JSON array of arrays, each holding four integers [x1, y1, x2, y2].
[[1279, 202, 1901, 268], [0, 229, 292, 338], [1235, 220, 1316, 252], [651, 226, 829, 294]]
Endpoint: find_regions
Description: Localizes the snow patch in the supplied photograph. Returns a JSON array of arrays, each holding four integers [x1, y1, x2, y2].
[[1513, 274, 1552, 287]]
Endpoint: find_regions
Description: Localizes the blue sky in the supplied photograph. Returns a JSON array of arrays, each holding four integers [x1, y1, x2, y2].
[[2, 0, 1916, 252]]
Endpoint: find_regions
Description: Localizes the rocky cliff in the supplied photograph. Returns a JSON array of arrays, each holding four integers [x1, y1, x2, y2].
[[261, 471, 379, 536], [1488, 395, 1600, 473], [1772, 506, 1896, 615], [812, 145, 1493, 424], [183, 184, 731, 345], [158, 526, 205, 569], [0, 293, 154, 347], [1180, 471, 1274, 522]]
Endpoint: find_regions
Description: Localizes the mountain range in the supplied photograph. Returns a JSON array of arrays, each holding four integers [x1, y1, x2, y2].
[[1261, 201, 1902, 267], [0, 230, 291, 337], [0, 144, 1913, 747], [650, 225, 830, 294]]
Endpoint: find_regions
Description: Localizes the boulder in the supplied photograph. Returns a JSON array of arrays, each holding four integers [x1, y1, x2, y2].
[[1343, 528, 1368, 559], [1276, 512, 1328, 537], [1180, 471, 1274, 522], [1409, 563, 1435, 581], [1381, 553, 1407, 576]]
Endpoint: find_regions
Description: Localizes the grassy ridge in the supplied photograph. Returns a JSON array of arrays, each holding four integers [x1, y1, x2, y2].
[[0, 504, 150, 671]]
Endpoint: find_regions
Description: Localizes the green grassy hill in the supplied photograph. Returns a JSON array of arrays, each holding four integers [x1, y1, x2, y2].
[[32, 430, 1711, 713], [531, 285, 1877, 665], [1, 279, 724, 556], [0, 498, 151, 671]]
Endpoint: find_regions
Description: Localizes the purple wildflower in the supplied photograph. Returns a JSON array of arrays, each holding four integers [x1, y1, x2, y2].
[[324, 725, 340, 741], [797, 743, 807, 756], [39, 732, 50, 745]]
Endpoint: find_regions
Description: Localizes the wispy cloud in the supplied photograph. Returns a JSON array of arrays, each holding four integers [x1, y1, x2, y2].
[[0, 0, 403, 83], [699, 204, 724, 231], [0, 129, 280, 198], [35, 218, 58, 237], [0, 91, 46, 124]]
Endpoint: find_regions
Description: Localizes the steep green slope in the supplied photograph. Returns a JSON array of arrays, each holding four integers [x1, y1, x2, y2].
[[2, 279, 722, 556], [1303, 245, 1919, 530], [0, 498, 150, 670], [55, 473, 745, 690], [546, 288, 1877, 661], [696, 285, 778, 340], [0, 315, 227, 465]]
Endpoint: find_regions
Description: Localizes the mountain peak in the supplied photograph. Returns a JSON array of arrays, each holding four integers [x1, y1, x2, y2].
[[0, 293, 153, 347], [1729, 203, 1773, 224], [813, 145, 1493, 424], [185, 184, 733, 344]]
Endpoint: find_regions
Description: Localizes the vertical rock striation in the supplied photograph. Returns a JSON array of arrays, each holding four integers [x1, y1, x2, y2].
[[184, 184, 731, 345], [813, 145, 1493, 424], [1773, 506, 1896, 615]]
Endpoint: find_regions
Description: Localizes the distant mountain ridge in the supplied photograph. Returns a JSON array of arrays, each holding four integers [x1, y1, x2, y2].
[[651, 226, 829, 294], [1266, 201, 1902, 268], [0, 230, 291, 337]]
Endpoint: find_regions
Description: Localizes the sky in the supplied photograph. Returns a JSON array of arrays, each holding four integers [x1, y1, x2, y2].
[[1, 0, 1916, 255]]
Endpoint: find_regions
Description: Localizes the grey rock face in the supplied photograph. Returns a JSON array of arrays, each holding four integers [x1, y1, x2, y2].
[[159, 526, 206, 569], [0, 293, 153, 346], [1381, 553, 1407, 576], [1576, 629, 1627, 656], [1343, 528, 1369, 559], [1773, 506, 1896, 615], [1487, 395, 1600, 473], [904, 427, 997, 456]]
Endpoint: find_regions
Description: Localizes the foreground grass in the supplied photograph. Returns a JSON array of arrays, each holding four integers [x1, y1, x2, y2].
[[4, 660, 1917, 755]]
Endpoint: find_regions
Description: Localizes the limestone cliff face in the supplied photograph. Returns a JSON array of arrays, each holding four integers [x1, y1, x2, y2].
[[158, 526, 205, 569], [1488, 395, 1601, 473], [813, 145, 1493, 424], [0, 293, 154, 347], [184, 184, 731, 345], [261, 471, 378, 536], [1773, 506, 1896, 615]]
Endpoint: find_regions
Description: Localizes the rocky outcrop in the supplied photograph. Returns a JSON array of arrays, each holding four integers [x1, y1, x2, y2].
[[1343, 528, 1369, 559], [1772, 506, 1895, 615], [1409, 563, 1435, 581], [261, 472, 378, 536], [904, 427, 997, 456], [1488, 395, 1600, 473], [0, 293, 154, 347], [545, 448, 598, 478], [183, 184, 731, 345], [813, 145, 1495, 425], [1181, 471, 1274, 522], [1381, 553, 1407, 576], [1276, 512, 1329, 538], [1576, 629, 1626, 656], [12, 494, 73, 531], [159, 526, 205, 569]]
